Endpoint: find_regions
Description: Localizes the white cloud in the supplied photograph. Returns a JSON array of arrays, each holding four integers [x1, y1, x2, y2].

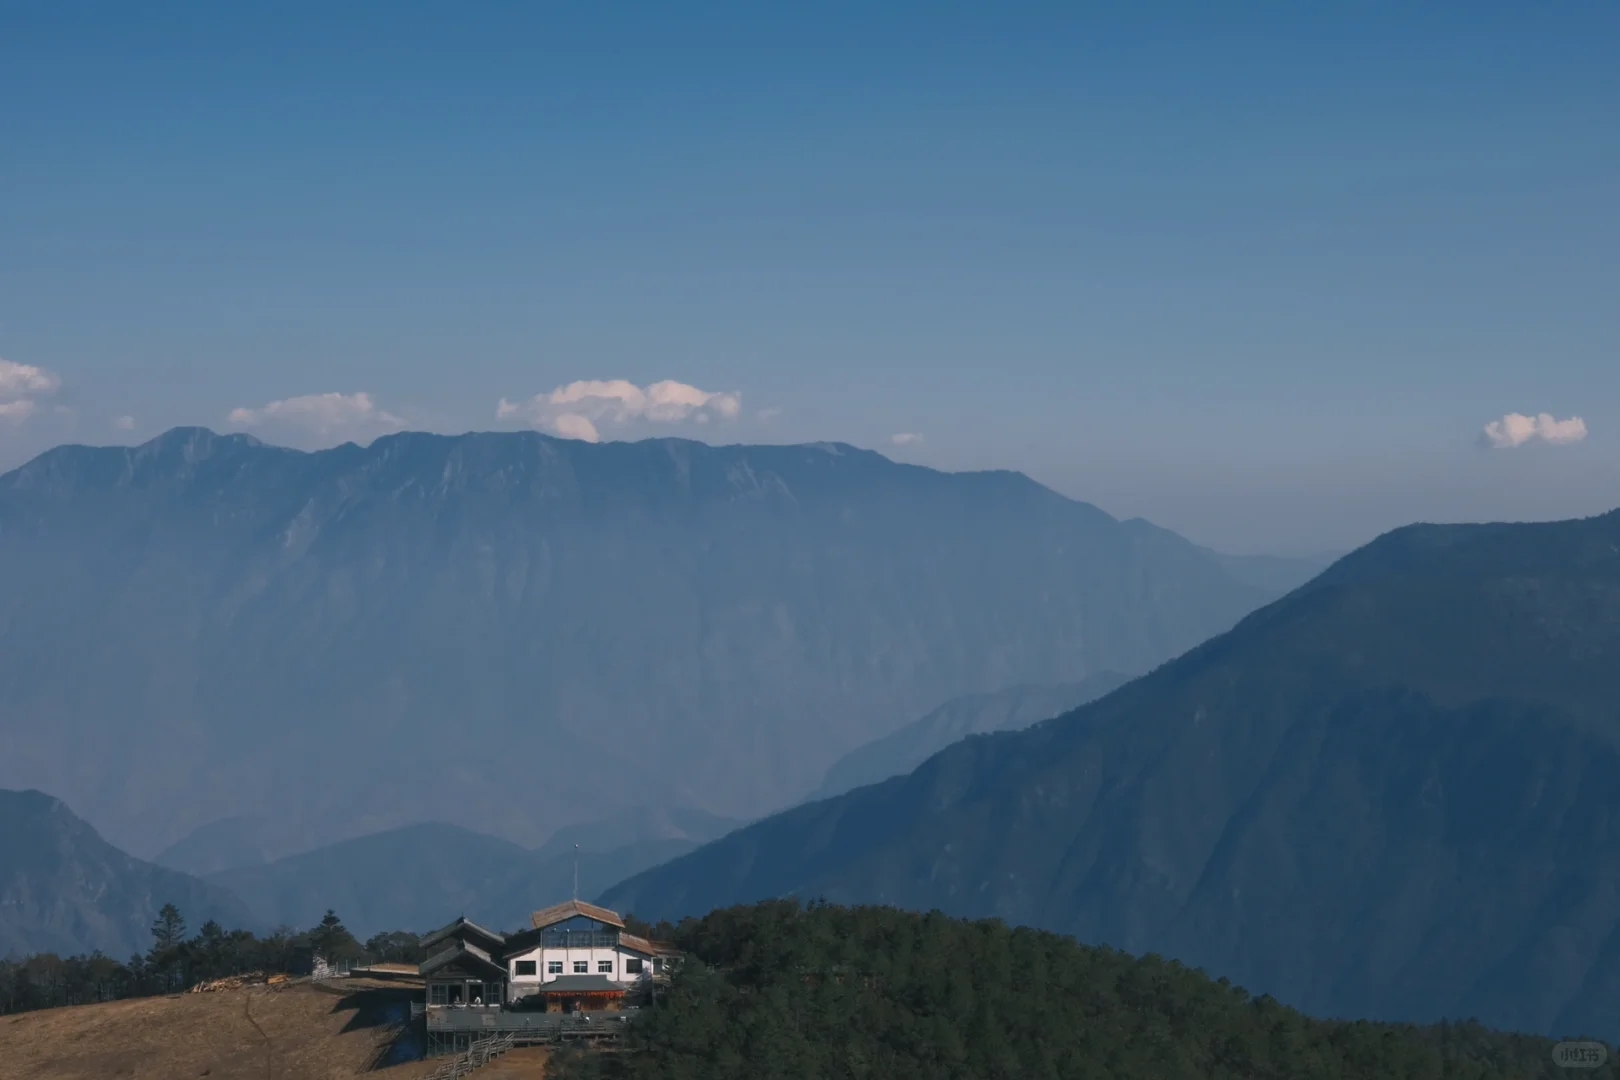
[[0, 358, 62, 424], [550, 413, 601, 443], [890, 432, 924, 446], [497, 378, 742, 441], [0, 399, 39, 424], [227, 392, 404, 441], [1482, 412, 1588, 449], [113, 415, 136, 431]]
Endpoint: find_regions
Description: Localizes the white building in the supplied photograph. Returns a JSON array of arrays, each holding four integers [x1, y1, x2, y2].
[[419, 900, 678, 1012]]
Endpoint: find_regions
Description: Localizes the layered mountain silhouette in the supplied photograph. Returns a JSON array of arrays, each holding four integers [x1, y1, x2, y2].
[[813, 671, 1136, 799], [0, 789, 252, 958], [0, 427, 1272, 860], [602, 510, 1620, 1040], [207, 806, 740, 937]]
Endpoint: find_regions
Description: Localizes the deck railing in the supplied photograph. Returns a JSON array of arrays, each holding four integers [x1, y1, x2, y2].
[[535, 930, 621, 949], [426, 1007, 635, 1036]]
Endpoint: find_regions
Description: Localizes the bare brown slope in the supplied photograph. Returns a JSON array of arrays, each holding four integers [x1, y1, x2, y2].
[[0, 982, 460, 1080]]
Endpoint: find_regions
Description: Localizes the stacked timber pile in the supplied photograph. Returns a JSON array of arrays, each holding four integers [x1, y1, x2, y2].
[[188, 972, 294, 993]]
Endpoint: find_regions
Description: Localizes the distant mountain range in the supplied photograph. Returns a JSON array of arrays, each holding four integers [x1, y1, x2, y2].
[[0, 427, 1279, 860], [603, 509, 1620, 1040], [813, 671, 1136, 799], [0, 789, 251, 959], [1203, 549, 1333, 594], [204, 805, 740, 938], [208, 825, 693, 939], [0, 787, 738, 955]]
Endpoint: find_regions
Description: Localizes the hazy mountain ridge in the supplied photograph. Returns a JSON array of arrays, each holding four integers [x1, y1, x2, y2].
[[0, 426, 1272, 860], [602, 509, 1620, 1039], [1204, 548, 1334, 594], [208, 823, 705, 938], [206, 805, 741, 937], [0, 789, 253, 959], [813, 671, 1136, 799]]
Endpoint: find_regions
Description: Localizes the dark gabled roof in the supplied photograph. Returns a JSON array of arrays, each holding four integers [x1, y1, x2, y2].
[[418, 941, 508, 981], [533, 975, 625, 995], [420, 916, 506, 952], [497, 926, 545, 959], [530, 899, 625, 931]]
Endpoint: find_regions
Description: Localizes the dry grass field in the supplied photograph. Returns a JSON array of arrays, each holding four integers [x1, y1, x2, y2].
[[0, 980, 550, 1080]]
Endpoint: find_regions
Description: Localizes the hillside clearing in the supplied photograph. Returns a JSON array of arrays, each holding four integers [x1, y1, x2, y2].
[[0, 980, 544, 1080]]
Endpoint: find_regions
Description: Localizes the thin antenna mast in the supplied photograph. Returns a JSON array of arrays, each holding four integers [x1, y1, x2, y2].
[[573, 843, 579, 901]]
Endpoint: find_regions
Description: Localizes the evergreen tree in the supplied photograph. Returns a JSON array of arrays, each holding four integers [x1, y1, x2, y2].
[[147, 904, 185, 960], [308, 909, 361, 962], [363, 930, 425, 965], [548, 901, 1616, 1080]]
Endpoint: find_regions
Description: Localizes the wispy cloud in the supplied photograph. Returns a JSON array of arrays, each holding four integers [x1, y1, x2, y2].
[[889, 432, 924, 446], [1481, 412, 1588, 449], [496, 379, 742, 443], [0, 399, 39, 423], [227, 392, 404, 442], [113, 415, 136, 432], [0, 358, 62, 424]]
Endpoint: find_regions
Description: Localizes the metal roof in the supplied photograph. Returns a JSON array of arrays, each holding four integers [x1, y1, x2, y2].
[[418, 941, 508, 981], [617, 933, 678, 957], [533, 974, 626, 995], [420, 916, 507, 952], [529, 899, 626, 931]]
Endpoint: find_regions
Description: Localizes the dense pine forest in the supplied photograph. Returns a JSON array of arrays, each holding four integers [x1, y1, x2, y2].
[[560, 901, 1615, 1080], [0, 904, 420, 1015]]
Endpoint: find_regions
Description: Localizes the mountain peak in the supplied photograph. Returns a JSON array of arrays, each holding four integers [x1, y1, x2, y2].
[[0, 788, 253, 957], [601, 509, 1620, 1041]]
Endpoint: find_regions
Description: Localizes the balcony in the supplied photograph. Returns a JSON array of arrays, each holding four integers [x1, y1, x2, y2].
[[535, 930, 620, 949]]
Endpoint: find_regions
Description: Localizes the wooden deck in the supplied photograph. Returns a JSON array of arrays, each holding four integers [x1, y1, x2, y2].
[[421, 1004, 634, 1055]]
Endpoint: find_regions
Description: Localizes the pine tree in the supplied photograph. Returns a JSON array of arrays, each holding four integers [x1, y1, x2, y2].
[[148, 904, 186, 959], [308, 909, 361, 963]]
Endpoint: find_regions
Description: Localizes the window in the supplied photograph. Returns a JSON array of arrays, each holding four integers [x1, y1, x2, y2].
[[573, 960, 589, 973], [514, 961, 537, 977], [597, 960, 613, 974], [547, 961, 563, 975], [624, 958, 643, 975], [652, 958, 664, 974], [430, 984, 448, 1005]]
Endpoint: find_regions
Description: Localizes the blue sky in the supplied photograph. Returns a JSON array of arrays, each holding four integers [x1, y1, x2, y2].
[[1, 2, 1616, 553]]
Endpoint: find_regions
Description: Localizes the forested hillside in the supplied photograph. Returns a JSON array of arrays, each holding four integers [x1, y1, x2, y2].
[[555, 902, 1606, 1080], [602, 510, 1620, 1039]]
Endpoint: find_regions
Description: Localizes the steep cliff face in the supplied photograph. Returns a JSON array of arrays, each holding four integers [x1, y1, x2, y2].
[[0, 428, 1268, 858]]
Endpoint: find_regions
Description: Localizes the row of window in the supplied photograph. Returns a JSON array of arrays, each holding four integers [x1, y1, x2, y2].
[[428, 983, 486, 1005], [510, 957, 655, 977]]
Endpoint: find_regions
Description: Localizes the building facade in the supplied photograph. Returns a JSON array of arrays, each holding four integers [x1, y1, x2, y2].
[[418, 900, 678, 1013]]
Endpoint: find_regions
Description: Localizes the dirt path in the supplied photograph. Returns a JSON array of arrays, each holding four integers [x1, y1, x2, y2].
[[243, 993, 274, 1080]]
